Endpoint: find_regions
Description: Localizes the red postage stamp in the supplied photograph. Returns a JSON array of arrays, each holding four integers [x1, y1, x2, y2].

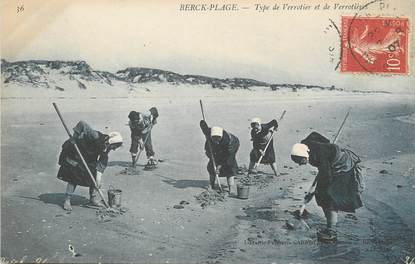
[[341, 16, 409, 74]]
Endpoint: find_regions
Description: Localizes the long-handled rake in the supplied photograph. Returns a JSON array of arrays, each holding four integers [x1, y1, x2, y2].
[[53, 103, 109, 208], [248, 110, 286, 177], [298, 108, 351, 217], [132, 123, 153, 168], [199, 100, 223, 192]]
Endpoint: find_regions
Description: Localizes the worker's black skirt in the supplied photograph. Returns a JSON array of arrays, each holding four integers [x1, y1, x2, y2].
[[207, 159, 238, 178], [315, 166, 363, 212], [57, 162, 97, 187], [249, 143, 276, 164]]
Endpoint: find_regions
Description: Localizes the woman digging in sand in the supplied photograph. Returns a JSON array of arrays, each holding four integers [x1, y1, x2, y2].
[[248, 117, 279, 176], [57, 121, 123, 211], [128, 107, 159, 169], [200, 120, 240, 195], [290, 132, 363, 243]]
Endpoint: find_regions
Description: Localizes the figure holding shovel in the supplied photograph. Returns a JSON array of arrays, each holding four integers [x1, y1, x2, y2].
[[56, 118, 123, 211], [128, 107, 159, 169], [290, 115, 363, 242], [199, 100, 240, 195], [248, 111, 285, 176], [200, 121, 240, 195]]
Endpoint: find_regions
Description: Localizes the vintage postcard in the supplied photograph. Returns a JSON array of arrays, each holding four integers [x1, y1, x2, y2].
[[1, 0, 414, 263]]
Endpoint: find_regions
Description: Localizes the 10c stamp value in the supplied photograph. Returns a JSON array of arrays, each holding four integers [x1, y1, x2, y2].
[[341, 16, 409, 74]]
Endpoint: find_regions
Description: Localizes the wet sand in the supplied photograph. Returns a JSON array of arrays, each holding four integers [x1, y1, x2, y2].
[[1, 91, 414, 263]]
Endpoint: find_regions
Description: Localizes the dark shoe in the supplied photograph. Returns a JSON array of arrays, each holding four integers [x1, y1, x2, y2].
[[144, 157, 158, 170], [317, 229, 337, 243], [148, 156, 158, 165], [144, 164, 157, 171], [89, 199, 105, 207], [89, 189, 105, 207]]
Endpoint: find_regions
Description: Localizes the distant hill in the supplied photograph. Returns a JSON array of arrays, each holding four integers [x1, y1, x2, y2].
[[1, 59, 349, 94]]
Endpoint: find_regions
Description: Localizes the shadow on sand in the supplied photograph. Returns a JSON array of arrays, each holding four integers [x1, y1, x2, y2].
[[108, 160, 145, 167], [159, 175, 209, 189], [108, 161, 132, 167], [19, 193, 89, 209]]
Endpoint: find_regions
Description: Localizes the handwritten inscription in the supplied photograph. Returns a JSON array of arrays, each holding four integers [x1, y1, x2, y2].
[[16, 5, 24, 13], [0, 256, 48, 264]]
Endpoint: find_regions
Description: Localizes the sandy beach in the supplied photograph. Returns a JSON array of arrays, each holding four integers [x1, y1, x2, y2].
[[1, 90, 414, 263]]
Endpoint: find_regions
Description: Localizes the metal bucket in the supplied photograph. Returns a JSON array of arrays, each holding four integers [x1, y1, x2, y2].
[[107, 188, 122, 208], [237, 184, 249, 199]]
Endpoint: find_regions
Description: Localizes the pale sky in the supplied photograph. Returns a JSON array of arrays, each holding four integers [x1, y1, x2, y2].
[[1, 0, 414, 92]]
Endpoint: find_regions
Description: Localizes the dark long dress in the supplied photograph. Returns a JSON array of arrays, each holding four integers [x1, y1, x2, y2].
[[250, 119, 278, 164], [57, 121, 109, 187], [302, 132, 363, 212], [200, 121, 240, 178]]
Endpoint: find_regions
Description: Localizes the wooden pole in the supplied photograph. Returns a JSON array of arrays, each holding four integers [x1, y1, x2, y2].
[[132, 123, 153, 168], [52, 103, 109, 208], [199, 100, 223, 192], [299, 108, 351, 216], [249, 110, 286, 176]]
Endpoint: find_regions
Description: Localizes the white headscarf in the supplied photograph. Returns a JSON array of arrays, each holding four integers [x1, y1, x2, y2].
[[251, 117, 261, 125], [211, 126, 223, 137], [291, 143, 310, 158], [108, 131, 123, 144]]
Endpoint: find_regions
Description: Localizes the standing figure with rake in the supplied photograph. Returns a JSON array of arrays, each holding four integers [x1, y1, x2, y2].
[[57, 121, 123, 211], [128, 107, 159, 168], [248, 117, 279, 176], [200, 120, 240, 195]]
